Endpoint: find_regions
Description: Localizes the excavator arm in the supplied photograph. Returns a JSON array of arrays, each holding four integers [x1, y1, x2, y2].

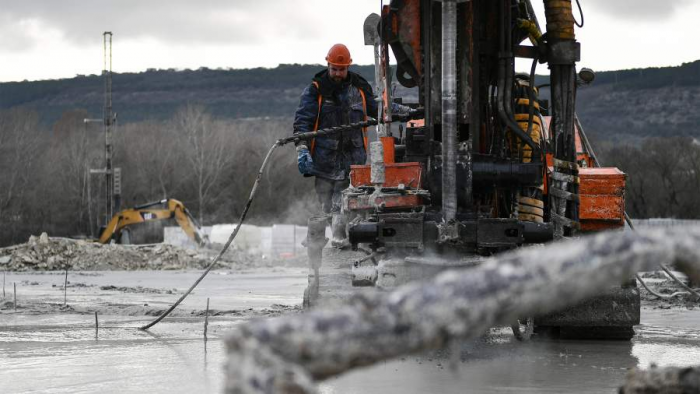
[[169, 199, 208, 247]]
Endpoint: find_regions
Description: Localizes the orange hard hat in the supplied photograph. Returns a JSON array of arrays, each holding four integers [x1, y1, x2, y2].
[[325, 44, 352, 67]]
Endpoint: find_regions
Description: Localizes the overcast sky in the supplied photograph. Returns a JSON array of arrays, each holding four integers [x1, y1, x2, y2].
[[0, 0, 698, 82]]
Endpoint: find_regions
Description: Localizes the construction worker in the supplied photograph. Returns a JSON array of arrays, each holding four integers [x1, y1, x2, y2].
[[293, 43, 412, 247]]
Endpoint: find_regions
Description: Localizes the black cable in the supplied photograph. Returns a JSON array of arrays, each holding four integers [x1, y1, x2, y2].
[[574, 0, 584, 28], [496, 0, 540, 158]]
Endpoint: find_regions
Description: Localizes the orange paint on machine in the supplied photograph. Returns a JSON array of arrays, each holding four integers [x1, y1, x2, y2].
[[578, 167, 626, 231]]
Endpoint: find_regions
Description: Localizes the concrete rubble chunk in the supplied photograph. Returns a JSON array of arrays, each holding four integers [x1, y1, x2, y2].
[[0, 234, 259, 271], [620, 365, 700, 393]]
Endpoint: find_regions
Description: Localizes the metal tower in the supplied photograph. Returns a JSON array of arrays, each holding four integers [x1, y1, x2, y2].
[[87, 32, 120, 229], [102, 31, 120, 219]]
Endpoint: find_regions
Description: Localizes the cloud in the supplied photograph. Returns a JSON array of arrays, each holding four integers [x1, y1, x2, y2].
[[0, 0, 323, 52], [583, 0, 691, 20], [0, 17, 44, 52]]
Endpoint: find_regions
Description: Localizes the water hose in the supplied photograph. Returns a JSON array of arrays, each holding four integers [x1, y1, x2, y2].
[[140, 142, 280, 330], [139, 118, 389, 330]]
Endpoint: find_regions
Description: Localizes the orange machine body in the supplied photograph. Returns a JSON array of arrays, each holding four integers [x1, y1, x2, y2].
[[348, 136, 424, 210], [578, 168, 626, 231], [541, 116, 625, 232]]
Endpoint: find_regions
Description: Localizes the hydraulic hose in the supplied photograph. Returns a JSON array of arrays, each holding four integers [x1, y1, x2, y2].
[[496, 0, 541, 159], [544, 0, 576, 41], [523, 0, 541, 33]]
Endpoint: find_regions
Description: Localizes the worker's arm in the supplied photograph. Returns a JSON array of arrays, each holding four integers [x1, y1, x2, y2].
[[292, 83, 320, 174], [292, 83, 321, 138], [362, 85, 413, 120]]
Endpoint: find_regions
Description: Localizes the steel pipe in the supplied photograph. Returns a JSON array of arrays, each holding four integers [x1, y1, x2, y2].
[[441, 0, 458, 221]]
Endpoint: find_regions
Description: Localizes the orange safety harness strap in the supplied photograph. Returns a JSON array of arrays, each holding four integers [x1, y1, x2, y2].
[[358, 88, 368, 151], [310, 81, 322, 154]]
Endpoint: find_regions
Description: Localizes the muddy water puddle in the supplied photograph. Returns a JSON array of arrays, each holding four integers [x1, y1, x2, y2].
[[0, 315, 240, 394], [3, 315, 699, 394], [1, 269, 304, 394], [2, 269, 308, 312], [1, 269, 700, 393], [321, 328, 700, 394], [318, 310, 700, 394]]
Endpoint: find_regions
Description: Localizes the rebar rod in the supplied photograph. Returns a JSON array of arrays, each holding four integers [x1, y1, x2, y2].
[[64, 269, 68, 306], [204, 298, 210, 342]]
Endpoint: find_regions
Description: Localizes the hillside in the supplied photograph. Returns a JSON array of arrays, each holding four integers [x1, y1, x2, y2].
[[0, 64, 377, 125], [1, 61, 699, 142], [576, 61, 700, 143]]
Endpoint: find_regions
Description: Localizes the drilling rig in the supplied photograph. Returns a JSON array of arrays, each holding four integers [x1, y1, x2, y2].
[[304, 0, 639, 340]]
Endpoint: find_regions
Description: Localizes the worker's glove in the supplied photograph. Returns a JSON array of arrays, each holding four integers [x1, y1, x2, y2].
[[297, 145, 314, 175], [408, 107, 424, 120], [392, 106, 424, 122]]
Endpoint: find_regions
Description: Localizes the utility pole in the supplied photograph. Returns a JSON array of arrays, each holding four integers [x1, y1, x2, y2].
[[86, 32, 120, 230]]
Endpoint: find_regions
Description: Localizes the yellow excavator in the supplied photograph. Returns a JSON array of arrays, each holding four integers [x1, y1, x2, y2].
[[98, 198, 208, 247]]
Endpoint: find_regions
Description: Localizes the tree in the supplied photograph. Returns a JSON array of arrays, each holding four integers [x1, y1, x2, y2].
[[0, 108, 42, 244], [116, 120, 184, 205], [47, 109, 102, 237], [173, 104, 235, 223]]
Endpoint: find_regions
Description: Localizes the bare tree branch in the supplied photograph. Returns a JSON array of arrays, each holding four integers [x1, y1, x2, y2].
[[174, 104, 236, 223]]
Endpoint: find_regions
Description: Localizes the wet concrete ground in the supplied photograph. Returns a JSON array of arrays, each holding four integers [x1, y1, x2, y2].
[[2, 316, 230, 393], [1, 269, 699, 393], [320, 319, 700, 394]]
